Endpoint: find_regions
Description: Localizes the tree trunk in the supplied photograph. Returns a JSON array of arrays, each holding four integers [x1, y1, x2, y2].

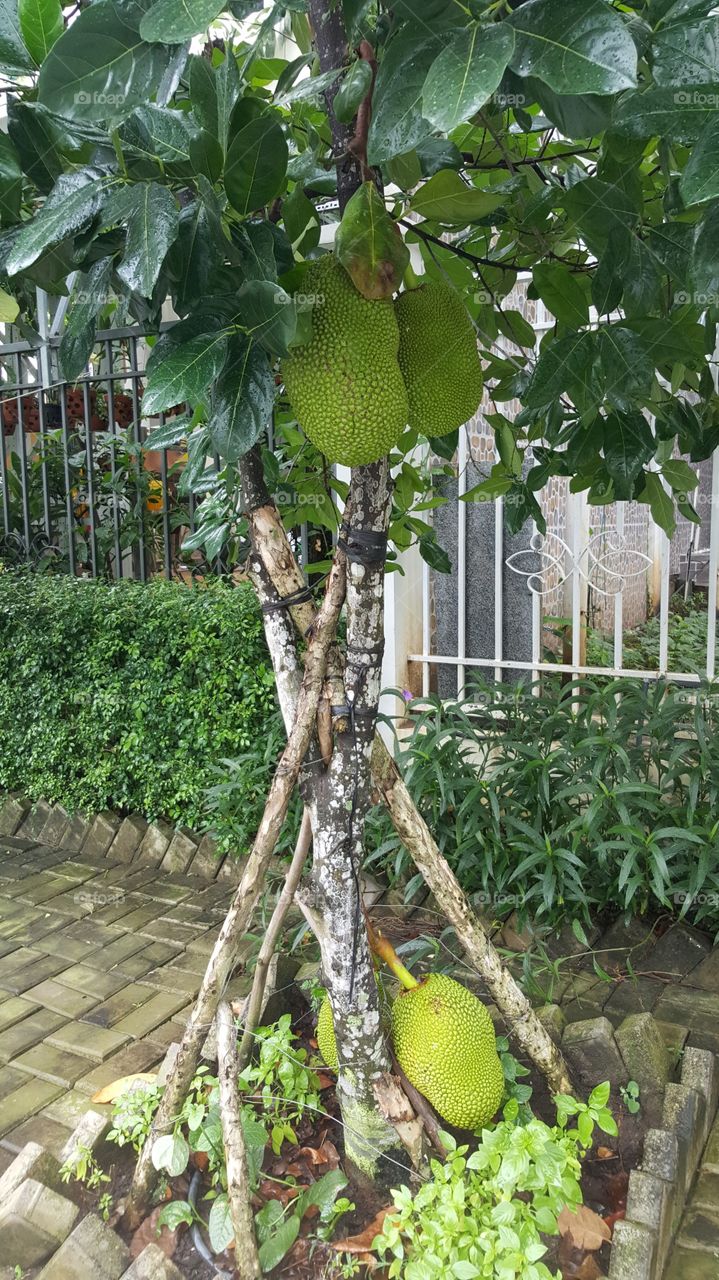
[[217, 1002, 262, 1280]]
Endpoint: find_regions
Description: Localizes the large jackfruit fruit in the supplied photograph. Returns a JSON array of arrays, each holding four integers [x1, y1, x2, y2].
[[395, 280, 483, 437], [391, 973, 504, 1130], [280, 254, 409, 466]]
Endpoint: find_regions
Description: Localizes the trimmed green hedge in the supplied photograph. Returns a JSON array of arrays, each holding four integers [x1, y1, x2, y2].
[[0, 572, 281, 830]]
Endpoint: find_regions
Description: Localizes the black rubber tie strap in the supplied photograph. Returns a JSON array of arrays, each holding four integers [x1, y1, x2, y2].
[[261, 583, 314, 614], [338, 525, 388, 567]]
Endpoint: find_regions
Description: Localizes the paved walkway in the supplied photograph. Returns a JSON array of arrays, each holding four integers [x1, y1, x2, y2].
[[0, 831, 237, 1170]]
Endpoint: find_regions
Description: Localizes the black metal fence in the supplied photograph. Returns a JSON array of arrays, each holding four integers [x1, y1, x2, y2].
[[0, 325, 217, 581]]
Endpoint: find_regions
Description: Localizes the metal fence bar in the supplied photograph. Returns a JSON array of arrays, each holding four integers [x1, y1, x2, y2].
[[613, 501, 624, 670], [103, 338, 124, 578], [494, 487, 504, 683], [159, 413, 172, 581], [13, 357, 32, 561], [407, 651, 704, 683], [128, 336, 147, 583], [81, 380, 98, 577], [422, 554, 430, 698], [59, 391, 76, 577]]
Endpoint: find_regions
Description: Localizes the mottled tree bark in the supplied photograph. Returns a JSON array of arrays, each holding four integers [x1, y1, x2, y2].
[[217, 1001, 262, 1280]]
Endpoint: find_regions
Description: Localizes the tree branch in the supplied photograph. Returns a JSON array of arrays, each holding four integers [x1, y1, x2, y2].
[[217, 1002, 262, 1280]]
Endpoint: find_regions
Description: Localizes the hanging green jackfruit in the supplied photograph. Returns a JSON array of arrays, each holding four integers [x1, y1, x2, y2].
[[395, 279, 483, 437], [280, 254, 409, 466], [391, 973, 504, 1130]]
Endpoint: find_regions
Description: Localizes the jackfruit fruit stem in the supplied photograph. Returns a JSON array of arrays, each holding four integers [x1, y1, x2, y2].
[[366, 925, 418, 990], [403, 263, 420, 291]]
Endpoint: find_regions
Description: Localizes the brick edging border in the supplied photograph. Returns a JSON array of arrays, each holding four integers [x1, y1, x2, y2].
[[0, 793, 240, 885]]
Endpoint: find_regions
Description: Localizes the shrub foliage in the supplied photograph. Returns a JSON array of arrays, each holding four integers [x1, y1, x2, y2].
[[0, 572, 279, 830]]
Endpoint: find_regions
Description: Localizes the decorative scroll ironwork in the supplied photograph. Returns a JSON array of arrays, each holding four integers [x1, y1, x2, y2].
[[506, 528, 652, 597]]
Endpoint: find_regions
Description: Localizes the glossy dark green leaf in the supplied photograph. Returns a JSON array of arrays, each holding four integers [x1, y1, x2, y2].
[[257, 1216, 300, 1276], [423, 23, 514, 133], [189, 129, 224, 183], [525, 331, 601, 411], [143, 331, 228, 414], [640, 471, 676, 536], [409, 169, 505, 224], [599, 326, 654, 409], [646, 221, 696, 285], [274, 66, 339, 106], [367, 31, 442, 165], [680, 117, 719, 204], [5, 171, 105, 275], [144, 414, 192, 449], [528, 79, 612, 139], [58, 257, 113, 381], [114, 183, 179, 297], [653, 17, 719, 86], [662, 457, 699, 493], [188, 54, 218, 137], [691, 200, 719, 300], [18, 0, 63, 65], [0, 133, 22, 225], [561, 177, 638, 253], [335, 181, 409, 299], [140, 0, 226, 43], [613, 87, 714, 143], [507, 0, 637, 95], [38, 0, 175, 123], [208, 338, 274, 461], [0, 0, 34, 72], [627, 313, 706, 366], [236, 280, 297, 356], [532, 263, 589, 327], [603, 411, 655, 498], [167, 191, 226, 314], [225, 113, 287, 215], [215, 49, 241, 153], [7, 102, 65, 194], [334, 57, 372, 124], [120, 105, 195, 165]]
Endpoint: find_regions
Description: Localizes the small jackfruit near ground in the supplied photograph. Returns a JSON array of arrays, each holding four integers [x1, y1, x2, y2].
[[280, 254, 409, 467], [316, 983, 392, 1072], [316, 995, 338, 1070], [395, 280, 483, 437], [391, 972, 504, 1129]]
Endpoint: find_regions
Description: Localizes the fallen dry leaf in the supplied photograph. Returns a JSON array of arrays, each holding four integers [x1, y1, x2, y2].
[[573, 1256, 604, 1280], [558, 1204, 612, 1251], [130, 1206, 179, 1260], [333, 1208, 393, 1253], [92, 1073, 158, 1104], [596, 1147, 617, 1160]]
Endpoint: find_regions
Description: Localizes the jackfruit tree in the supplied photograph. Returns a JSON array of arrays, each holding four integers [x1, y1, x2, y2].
[[3, 0, 719, 1257]]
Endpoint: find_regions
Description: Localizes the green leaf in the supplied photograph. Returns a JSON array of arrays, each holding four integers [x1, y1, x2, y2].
[[613, 87, 714, 143], [422, 23, 514, 133], [151, 1132, 189, 1177], [7, 102, 65, 195], [5, 171, 105, 275], [18, 0, 63, 65], [662, 458, 698, 493], [0, 287, 18, 322], [216, 46, 241, 152], [236, 280, 297, 356], [208, 338, 274, 461], [38, 0, 175, 123], [334, 57, 373, 124], [598, 326, 655, 409], [367, 31, 442, 165], [653, 17, 719, 86], [680, 118, 719, 205], [603, 411, 655, 499], [532, 263, 589, 327], [167, 181, 225, 315], [144, 415, 192, 450], [419, 533, 451, 573], [640, 471, 676, 537], [188, 54, 218, 137], [257, 1214, 300, 1273], [140, 0, 226, 43], [409, 169, 504, 224], [296, 1169, 348, 1219], [143, 332, 228, 414], [507, 0, 637, 95], [335, 181, 409, 299], [0, 0, 34, 72], [120, 104, 195, 166], [115, 184, 179, 298], [0, 132, 22, 224], [207, 1193, 234, 1255], [691, 201, 719, 301], [225, 111, 288, 216], [59, 258, 113, 381]]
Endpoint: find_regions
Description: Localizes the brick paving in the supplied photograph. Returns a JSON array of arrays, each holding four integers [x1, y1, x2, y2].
[[0, 830, 238, 1166]]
